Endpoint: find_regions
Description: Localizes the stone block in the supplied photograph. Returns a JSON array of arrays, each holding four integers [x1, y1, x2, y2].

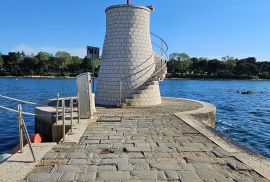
[[96, 171, 130, 180]]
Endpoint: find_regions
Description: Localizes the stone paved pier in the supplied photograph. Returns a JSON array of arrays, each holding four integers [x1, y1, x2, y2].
[[25, 98, 269, 182]]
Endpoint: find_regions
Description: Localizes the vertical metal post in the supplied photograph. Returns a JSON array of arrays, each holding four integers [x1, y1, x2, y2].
[[70, 97, 73, 133], [21, 118, 36, 162], [18, 104, 23, 153], [56, 93, 59, 123], [119, 81, 122, 107], [62, 100, 65, 142], [92, 68, 95, 93], [77, 93, 80, 123], [127, 0, 131, 5]]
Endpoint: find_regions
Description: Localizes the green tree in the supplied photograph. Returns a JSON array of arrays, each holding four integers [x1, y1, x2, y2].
[[35, 52, 53, 74], [0, 54, 3, 70], [20, 56, 40, 75], [55, 51, 72, 69], [68, 56, 83, 73], [5, 52, 24, 74], [169, 53, 192, 74]]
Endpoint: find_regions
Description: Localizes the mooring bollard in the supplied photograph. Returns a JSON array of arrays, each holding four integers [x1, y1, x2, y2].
[[70, 97, 73, 133], [62, 99, 65, 142]]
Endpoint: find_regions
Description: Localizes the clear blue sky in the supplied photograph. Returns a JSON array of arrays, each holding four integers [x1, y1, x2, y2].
[[0, 0, 269, 60]]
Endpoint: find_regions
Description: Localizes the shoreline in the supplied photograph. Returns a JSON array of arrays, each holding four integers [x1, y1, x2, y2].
[[0, 75, 76, 79], [0, 75, 270, 81], [166, 77, 270, 81]]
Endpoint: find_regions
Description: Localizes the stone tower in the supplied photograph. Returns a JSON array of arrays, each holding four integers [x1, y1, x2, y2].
[[96, 4, 167, 107]]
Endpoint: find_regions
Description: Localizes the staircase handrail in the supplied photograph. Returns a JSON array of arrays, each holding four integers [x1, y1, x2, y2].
[[120, 32, 168, 84], [118, 32, 168, 106]]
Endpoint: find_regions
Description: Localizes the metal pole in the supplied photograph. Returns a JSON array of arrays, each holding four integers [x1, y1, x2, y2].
[[21, 118, 36, 162], [77, 93, 80, 123], [62, 100, 65, 142], [119, 81, 122, 107], [92, 68, 95, 93], [127, 0, 131, 5], [56, 93, 59, 123], [18, 104, 23, 153], [70, 97, 73, 133]]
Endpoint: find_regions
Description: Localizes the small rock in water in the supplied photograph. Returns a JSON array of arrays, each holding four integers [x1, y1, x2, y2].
[[241, 91, 253, 94]]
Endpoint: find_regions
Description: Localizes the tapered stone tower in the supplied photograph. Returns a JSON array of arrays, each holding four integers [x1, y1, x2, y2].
[[96, 4, 167, 107]]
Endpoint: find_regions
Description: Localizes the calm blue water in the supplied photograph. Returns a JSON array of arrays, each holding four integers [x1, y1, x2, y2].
[[0, 78, 269, 159]]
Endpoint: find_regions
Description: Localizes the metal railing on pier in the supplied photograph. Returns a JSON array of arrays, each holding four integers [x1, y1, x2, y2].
[[0, 93, 82, 162]]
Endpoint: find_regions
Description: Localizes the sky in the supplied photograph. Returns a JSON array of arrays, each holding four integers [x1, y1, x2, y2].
[[0, 0, 270, 61]]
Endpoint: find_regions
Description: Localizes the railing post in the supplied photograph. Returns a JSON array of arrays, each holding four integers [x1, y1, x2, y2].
[[21, 118, 36, 162], [119, 81, 122, 107], [18, 104, 23, 153], [62, 100, 65, 142], [56, 93, 59, 123], [70, 97, 73, 133], [77, 93, 80, 123]]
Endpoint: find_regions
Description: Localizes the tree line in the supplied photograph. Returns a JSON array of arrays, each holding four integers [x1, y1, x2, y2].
[[0, 51, 270, 79], [0, 51, 100, 77], [167, 53, 270, 79]]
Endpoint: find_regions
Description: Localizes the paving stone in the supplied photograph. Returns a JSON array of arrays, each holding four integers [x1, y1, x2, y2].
[[157, 171, 167, 180], [76, 172, 96, 181], [99, 165, 117, 171], [192, 163, 213, 171], [33, 166, 53, 173], [226, 161, 253, 171], [69, 159, 89, 165], [131, 171, 158, 180], [165, 170, 179, 180], [196, 170, 234, 182], [126, 146, 151, 152], [129, 159, 150, 171], [25, 104, 269, 182], [26, 172, 62, 182], [66, 152, 88, 159], [43, 152, 58, 159], [82, 139, 101, 144], [56, 165, 87, 173], [149, 161, 182, 171], [180, 163, 196, 171], [212, 147, 235, 158], [59, 172, 76, 181], [96, 171, 130, 180], [118, 161, 133, 171], [100, 158, 128, 165], [177, 146, 203, 152], [86, 165, 99, 172], [178, 171, 203, 182], [185, 157, 215, 163]]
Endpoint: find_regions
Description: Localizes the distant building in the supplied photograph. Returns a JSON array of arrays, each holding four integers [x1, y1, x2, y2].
[[86, 46, 100, 59]]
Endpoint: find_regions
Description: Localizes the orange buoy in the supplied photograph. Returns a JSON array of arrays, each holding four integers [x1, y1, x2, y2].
[[11, 133, 42, 154], [32, 133, 42, 143]]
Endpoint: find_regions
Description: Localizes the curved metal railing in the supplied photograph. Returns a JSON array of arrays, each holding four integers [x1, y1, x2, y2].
[[119, 32, 169, 106]]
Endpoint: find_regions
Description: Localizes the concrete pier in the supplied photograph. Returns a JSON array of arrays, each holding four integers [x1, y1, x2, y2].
[[22, 98, 270, 181]]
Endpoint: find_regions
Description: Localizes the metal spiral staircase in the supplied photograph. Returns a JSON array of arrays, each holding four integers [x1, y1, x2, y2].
[[119, 32, 168, 107]]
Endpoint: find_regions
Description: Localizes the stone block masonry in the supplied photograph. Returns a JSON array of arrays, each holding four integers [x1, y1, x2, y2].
[[96, 5, 160, 106], [25, 98, 269, 181]]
